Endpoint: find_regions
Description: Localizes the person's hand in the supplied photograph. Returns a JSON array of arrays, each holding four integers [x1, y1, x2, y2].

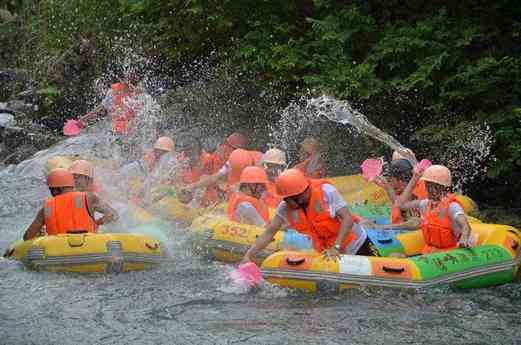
[[240, 253, 253, 264], [322, 247, 340, 261], [413, 164, 427, 178], [359, 218, 378, 228], [373, 175, 387, 188], [76, 119, 87, 128], [457, 234, 471, 248]]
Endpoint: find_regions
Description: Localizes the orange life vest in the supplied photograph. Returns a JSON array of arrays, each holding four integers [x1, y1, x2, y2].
[[294, 156, 325, 178], [225, 150, 263, 199], [111, 82, 138, 135], [43, 192, 97, 235], [263, 182, 282, 209], [227, 192, 270, 224], [390, 180, 427, 224], [177, 154, 220, 207], [285, 180, 358, 252], [420, 193, 462, 254]]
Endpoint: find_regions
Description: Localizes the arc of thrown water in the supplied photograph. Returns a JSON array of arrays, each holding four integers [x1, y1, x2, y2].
[[309, 95, 405, 152]]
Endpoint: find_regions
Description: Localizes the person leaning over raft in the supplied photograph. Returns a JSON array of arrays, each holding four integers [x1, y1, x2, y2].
[[228, 166, 270, 227], [241, 169, 373, 263], [293, 137, 327, 178], [398, 165, 474, 254], [23, 169, 118, 241]]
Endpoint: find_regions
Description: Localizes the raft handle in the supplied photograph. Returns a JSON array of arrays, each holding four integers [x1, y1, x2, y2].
[[382, 266, 405, 274], [66, 229, 88, 234], [377, 238, 393, 244], [511, 240, 519, 251], [286, 258, 306, 266], [145, 242, 159, 250]]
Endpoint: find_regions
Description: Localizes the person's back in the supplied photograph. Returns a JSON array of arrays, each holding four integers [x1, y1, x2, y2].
[[44, 191, 97, 235], [23, 168, 118, 241]]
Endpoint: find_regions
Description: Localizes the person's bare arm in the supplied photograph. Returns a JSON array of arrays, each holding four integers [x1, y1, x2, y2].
[[374, 176, 398, 203], [187, 173, 223, 191], [88, 193, 119, 225], [456, 214, 472, 248], [242, 215, 284, 263], [23, 209, 45, 240]]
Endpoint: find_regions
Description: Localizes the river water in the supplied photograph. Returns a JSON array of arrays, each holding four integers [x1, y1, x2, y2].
[[1, 137, 520, 345]]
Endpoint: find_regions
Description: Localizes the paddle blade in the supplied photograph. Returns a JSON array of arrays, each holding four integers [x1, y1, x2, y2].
[[230, 262, 263, 288], [415, 159, 432, 174], [63, 119, 81, 136], [361, 158, 383, 181]]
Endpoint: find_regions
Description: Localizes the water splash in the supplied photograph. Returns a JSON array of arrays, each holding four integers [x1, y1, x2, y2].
[[309, 95, 405, 151]]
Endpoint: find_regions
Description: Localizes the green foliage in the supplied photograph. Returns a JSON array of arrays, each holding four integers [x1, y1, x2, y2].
[[3, 0, 521, 206]]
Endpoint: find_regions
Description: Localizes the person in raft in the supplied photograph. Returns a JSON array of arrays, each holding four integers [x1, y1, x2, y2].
[[185, 148, 263, 198], [23, 168, 118, 240], [398, 165, 474, 254], [228, 166, 270, 227], [69, 159, 96, 193], [241, 169, 372, 263], [260, 148, 287, 208], [292, 137, 327, 178], [373, 158, 427, 229]]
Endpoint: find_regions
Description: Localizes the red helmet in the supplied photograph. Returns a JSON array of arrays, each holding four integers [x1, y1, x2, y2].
[[240, 166, 269, 184], [47, 168, 75, 188], [275, 169, 309, 198], [226, 133, 248, 149]]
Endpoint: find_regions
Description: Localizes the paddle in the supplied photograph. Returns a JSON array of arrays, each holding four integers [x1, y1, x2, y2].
[[63, 119, 81, 136], [361, 158, 383, 182], [230, 262, 263, 288]]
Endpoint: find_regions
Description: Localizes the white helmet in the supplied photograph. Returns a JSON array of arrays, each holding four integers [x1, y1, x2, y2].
[[262, 148, 287, 166]]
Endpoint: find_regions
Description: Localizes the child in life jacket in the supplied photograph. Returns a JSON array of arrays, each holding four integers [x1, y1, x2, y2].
[[228, 166, 270, 227], [398, 165, 474, 254], [373, 158, 427, 229]]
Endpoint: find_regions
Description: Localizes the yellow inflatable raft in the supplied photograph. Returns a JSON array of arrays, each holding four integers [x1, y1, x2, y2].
[[152, 174, 478, 223], [261, 223, 521, 292], [4, 232, 165, 273], [190, 214, 284, 264]]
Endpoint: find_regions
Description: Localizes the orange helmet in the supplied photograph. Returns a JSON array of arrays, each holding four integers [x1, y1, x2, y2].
[[240, 166, 269, 184], [69, 160, 94, 178], [47, 168, 75, 188], [275, 169, 309, 198], [228, 149, 256, 184], [226, 133, 248, 149], [154, 136, 175, 152], [420, 165, 452, 187]]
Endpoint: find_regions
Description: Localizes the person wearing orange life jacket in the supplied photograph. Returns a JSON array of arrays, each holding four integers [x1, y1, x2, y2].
[[228, 166, 270, 226], [80, 70, 144, 136], [174, 136, 221, 207], [399, 165, 473, 254], [293, 137, 327, 178], [23, 168, 118, 240], [260, 148, 287, 208], [242, 169, 373, 263], [371, 158, 427, 229], [214, 132, 249, 169], [185, 148, 263, 200]]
